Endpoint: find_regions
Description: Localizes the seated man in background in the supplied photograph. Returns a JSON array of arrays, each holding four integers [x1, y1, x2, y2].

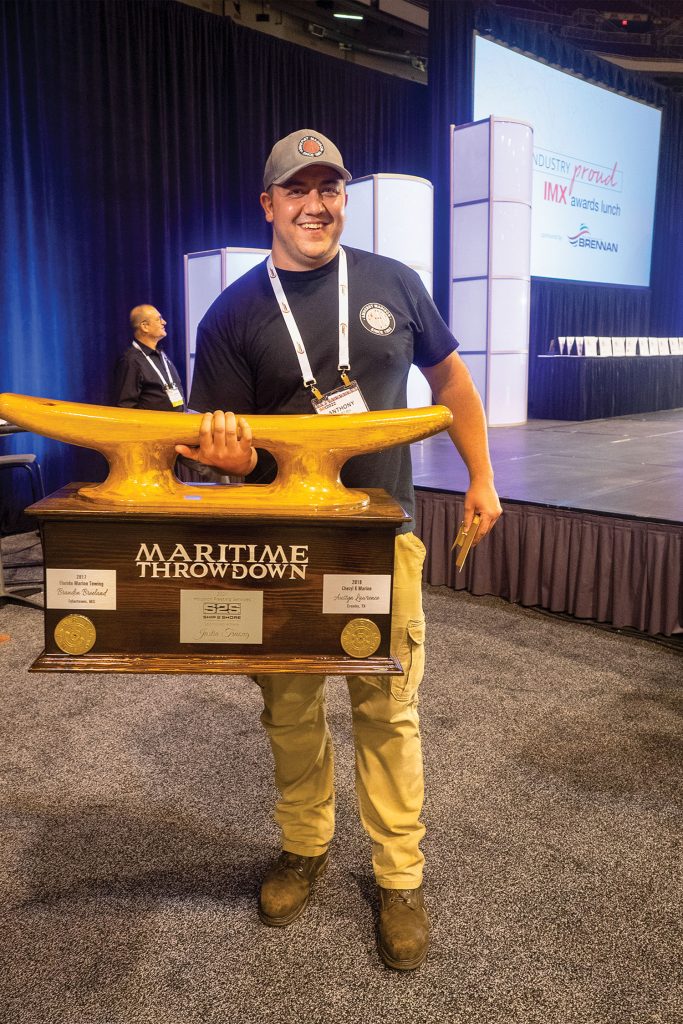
[[113, 305, 185, 412], [114, 304, 221, 482]]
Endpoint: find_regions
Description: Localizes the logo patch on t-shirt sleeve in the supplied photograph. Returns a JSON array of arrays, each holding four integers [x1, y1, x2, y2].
[[359, 303, 396, 336]]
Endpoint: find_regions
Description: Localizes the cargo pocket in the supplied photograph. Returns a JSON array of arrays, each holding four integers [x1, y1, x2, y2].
[[390, 616, 426, 702]]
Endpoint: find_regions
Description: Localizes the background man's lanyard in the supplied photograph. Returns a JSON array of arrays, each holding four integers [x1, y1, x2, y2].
[[266, 247, 351, 401], [132, 340, 177, 390]]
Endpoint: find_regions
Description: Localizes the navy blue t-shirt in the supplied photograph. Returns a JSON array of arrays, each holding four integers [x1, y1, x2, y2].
[[190, 246, 458, 524]]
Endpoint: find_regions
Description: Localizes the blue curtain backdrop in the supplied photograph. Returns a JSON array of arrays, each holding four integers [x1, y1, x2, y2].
[[0, 0, 429, 510], [428, 0, 683, 414]]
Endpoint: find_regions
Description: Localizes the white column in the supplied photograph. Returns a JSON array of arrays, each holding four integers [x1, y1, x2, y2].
[[450, 118, 533, 426], [345, 173, 434, 408], [184, 247, 268, 388]]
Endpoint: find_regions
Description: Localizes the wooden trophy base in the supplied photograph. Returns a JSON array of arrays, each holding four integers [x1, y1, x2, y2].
[[29, 484, 409, 675]]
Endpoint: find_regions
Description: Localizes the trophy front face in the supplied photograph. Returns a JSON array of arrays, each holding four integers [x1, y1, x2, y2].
[[33, 487, 406, 677]]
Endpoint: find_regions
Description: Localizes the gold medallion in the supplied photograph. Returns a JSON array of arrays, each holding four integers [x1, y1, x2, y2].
[[340, 618, 381, 658], [54, 614, 97, 655]]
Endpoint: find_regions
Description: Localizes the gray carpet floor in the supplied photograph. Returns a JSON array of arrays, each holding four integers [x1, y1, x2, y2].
[[1, 538, 681, 1023]]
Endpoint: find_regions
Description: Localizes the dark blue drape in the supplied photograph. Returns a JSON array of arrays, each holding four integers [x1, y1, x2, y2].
[[428, 0, 683, 410], [0, 0, 429, 511]]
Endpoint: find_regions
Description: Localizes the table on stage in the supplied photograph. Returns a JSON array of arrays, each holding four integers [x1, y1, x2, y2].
[[530, 355, 683, 421]]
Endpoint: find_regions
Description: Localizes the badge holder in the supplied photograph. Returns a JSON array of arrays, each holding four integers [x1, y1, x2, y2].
[[166, 385, 184, 408], [310, 378, 369, 415]]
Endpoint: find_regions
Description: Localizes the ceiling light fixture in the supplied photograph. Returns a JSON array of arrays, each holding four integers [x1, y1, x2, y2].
[[333, 13, 364, 20]]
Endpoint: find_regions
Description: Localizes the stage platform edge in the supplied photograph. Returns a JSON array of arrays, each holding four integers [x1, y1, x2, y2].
[[415, 489, 682, 638]]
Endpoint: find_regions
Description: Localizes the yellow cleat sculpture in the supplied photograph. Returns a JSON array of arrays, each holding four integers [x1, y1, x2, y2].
[[0, 393, 452, 514]]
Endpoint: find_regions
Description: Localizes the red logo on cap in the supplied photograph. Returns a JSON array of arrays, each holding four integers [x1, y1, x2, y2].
[[298, 136, 325, 158]]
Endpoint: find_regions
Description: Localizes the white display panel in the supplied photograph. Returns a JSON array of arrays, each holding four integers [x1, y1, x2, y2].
[[343, 179, 374, 251], [488, 354, 528, 426], [490, 202, 532, 277], [185, 247, 267, 388], [224, 249, 267, 287], [474, 35, 662, 287], [186, 252, 222, 361], [489, 279, 530, 352], [452, 119, 490, 204], [376, 178, 433, 276], [450, 279, 488, 351], [491, 119, 534, 202], [452, 203, 489, 279], [345, 175, 437, 409]]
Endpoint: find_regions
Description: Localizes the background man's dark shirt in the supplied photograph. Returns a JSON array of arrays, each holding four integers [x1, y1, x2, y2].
[[114, 343, 185, 411]]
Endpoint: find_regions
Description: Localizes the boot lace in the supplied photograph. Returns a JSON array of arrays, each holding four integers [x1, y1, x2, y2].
[[278, 852, 310, 876], [384, 888, 416, 906]]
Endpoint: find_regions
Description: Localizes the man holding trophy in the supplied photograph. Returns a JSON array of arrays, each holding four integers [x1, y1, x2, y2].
[[178, 130, 502, 970]]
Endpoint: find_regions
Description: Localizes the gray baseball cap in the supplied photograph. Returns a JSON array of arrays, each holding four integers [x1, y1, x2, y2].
[[263, 129, 352, 191]]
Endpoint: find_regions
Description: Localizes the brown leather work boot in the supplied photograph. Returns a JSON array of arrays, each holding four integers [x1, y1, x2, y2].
[[377, 885, 430, 970], [258, 850, 329, 927]]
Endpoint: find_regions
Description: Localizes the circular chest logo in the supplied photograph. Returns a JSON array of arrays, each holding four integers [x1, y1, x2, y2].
[[359, 303, 396, 336], [298, 135, 325, 158]]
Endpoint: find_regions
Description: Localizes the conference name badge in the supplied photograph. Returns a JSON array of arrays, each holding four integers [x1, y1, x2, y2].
[[166, 385, 184, 408], [311, 380, 369, 415]]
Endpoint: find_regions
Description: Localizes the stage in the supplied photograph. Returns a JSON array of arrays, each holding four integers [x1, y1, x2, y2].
[[412, 409, 683, 637]]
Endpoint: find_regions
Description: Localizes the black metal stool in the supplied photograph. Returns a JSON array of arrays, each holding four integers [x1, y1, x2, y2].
[[0, 453, 45, 503], [0, 453, 45, 607]]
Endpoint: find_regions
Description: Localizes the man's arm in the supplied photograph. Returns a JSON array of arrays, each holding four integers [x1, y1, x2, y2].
[[421, 351, 502, 544]]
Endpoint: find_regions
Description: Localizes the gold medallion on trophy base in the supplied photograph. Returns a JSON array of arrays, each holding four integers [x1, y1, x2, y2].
[[340, 618, 381, 658], [54, 614, 97, 655]]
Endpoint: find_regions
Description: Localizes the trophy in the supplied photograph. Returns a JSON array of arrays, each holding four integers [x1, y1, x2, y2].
[[0, 393, 451, 675]]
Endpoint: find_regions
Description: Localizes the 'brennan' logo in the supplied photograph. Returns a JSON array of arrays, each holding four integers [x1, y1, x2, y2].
[[359, 303, 395, 336], [567, 223, 619, 253]]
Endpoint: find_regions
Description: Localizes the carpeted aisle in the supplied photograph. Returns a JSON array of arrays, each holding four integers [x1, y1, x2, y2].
[[0, 583, 681, 1024]]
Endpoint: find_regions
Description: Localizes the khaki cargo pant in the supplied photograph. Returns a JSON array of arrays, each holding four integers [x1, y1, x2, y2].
[[255, 531, 427, 889]]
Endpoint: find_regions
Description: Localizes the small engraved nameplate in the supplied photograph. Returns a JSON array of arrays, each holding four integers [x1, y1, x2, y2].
[[180, 589, 263, 644], [46, 569, 117, 610], [322, 575, 391, 615]]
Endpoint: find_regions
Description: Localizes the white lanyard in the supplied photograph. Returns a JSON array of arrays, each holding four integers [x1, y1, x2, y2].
[[132, 341, 175, 390], [266, 247, 350, 400]]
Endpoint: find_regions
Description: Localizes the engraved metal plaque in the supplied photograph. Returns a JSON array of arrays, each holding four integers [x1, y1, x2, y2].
[[179, 589, 263, 644]]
